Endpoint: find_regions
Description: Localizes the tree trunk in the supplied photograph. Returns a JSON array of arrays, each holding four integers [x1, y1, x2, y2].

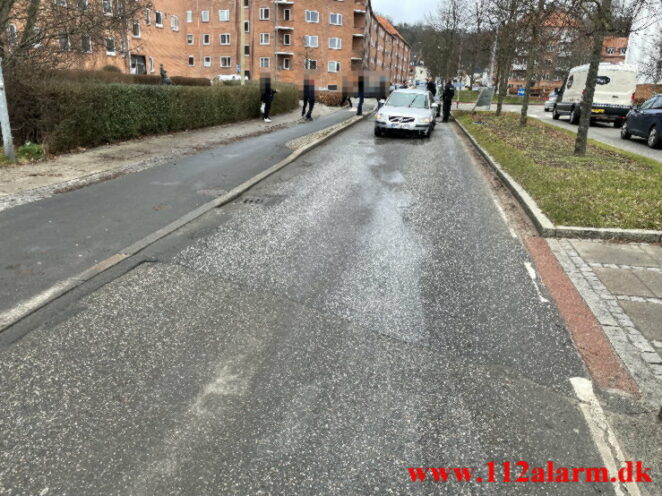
[[520, 0, 544, 127], [574, 0, 612, 156]]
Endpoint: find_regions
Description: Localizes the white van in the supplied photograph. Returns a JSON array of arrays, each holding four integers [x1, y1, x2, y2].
[[553, 63, 637, 127]]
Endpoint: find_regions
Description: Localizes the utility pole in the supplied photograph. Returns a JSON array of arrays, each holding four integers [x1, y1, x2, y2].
[[240, 0, 246, 85], [0, 58, 15, 162]]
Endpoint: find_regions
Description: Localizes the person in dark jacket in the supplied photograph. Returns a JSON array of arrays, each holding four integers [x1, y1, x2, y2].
[[442, 80, 455, 122], [302, 78, 315, 121], [260, 76, 277, 123], [357, 74, 365, 116], [426, 77, 437, 98]]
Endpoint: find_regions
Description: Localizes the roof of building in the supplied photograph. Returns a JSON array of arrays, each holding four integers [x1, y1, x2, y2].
[[375, 15, 410, 47]]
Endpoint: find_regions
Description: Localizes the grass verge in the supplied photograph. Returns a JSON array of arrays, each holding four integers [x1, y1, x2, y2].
[[456, 90, 545, 105], [455, 111, 662, 230], [0, 143, 45, 166]]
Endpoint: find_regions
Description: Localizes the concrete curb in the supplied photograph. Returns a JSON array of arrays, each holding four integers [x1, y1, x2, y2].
[[0, 111, 373, 334], [454, 118, 662, 243]]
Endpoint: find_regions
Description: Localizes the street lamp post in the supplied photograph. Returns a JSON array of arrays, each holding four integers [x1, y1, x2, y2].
[[0, 58, 16, 162]]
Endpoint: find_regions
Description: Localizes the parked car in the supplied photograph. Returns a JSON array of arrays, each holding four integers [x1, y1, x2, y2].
[[374, 89, 438, 138], [620, 94, 662, 148], [553, 63, 637, 127], [544, 92, 558, 112]]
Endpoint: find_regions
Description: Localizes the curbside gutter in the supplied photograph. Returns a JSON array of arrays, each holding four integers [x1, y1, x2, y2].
[[454, 117, 662, 243], [0, 111, 373, 334]]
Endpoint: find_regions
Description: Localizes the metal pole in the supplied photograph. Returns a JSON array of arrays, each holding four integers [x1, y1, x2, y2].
[[0, 58, 16, 162], [240, 0, 246, 85]]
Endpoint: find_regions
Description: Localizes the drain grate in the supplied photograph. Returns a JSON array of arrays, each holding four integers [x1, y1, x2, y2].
[[242, 197, 265, 204]]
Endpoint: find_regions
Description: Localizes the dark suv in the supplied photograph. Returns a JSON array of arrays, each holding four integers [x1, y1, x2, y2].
[[621, 94, 662, 149]]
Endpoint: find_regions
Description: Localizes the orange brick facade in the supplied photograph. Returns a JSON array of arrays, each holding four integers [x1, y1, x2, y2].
[[81, 0, 410, 90]]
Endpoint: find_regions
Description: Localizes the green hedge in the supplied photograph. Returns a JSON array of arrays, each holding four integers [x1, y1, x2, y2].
[[53, 70, 212, 87], [22, 81, 298, 153]]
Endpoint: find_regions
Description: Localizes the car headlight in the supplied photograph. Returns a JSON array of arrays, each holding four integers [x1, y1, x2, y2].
[[418, 117, 431, 124], [376, 113, 384, 121]]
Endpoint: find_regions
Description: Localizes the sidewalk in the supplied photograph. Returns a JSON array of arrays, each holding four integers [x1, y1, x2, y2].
[[549, 238, 662, 403], [0, 102, 345, 212]]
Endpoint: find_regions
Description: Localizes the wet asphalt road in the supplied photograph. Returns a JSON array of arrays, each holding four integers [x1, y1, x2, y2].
[[0, 109, 358, 316], [0, 120, 614, 494]]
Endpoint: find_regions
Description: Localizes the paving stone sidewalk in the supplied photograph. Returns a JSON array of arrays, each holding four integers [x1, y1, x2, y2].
[[548, 238, 662, 404]]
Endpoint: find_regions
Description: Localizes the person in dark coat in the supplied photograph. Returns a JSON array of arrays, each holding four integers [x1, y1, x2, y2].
[[357, 74, 365, 116], [442, 80, 455, 122], [260, 76, 277, 123], [302, 78, 315, 121], [426, 77, 437, 98]]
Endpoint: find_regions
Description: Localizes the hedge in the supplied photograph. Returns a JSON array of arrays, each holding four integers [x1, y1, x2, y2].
[[52, 70, 212, 87], [11, 81, 298, 153]]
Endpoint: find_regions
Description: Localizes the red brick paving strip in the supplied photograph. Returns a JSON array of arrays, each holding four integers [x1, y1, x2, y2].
[[524, 236, 639, 395]]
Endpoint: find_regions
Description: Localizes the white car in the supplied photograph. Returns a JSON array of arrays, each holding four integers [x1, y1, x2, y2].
[[374, 89, 438, 138], [544, 92, 558, 112]]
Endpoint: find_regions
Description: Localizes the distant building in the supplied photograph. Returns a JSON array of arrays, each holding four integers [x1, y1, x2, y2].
[[76, 0, 410, 90], [601, 37, 628, 64]]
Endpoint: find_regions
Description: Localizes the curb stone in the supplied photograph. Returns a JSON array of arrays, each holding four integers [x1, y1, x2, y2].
[[454, 117, 662, 243], [0, 111, 373, 334]]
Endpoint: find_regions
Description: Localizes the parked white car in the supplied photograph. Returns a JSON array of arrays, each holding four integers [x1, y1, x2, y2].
[[374, 89, 438, 138]]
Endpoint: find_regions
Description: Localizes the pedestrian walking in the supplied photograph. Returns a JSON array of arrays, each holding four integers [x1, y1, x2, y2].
[[260, 76, 277, 123], [302, 78, 315, 121], [426, 77, 437, 98], [442, 80, 455, 123], [357, 75, 365, 116]]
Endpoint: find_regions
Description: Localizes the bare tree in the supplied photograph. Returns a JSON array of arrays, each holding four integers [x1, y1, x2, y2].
[[519, 0, 548, 126]]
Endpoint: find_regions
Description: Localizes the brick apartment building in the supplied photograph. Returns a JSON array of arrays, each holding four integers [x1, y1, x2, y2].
[[82, 0, 411, 90]]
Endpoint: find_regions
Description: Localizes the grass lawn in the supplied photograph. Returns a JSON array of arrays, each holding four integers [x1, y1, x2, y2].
[[456, 90, 544, 105], [455, 111, 662, 231], [0, 143, 44, 165]]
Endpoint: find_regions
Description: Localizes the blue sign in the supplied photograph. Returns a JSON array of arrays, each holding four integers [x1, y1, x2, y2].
[[517, 88, 526, 97]]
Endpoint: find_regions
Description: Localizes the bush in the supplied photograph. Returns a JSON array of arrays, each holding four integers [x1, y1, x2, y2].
[[51, 70, 211, 87], [316, 91, 343, 107], [101, 65, 122, 73], [14, 80, 298, 153]]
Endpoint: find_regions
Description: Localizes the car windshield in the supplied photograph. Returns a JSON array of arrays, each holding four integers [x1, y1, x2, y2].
[[386, 93, 428, 109]]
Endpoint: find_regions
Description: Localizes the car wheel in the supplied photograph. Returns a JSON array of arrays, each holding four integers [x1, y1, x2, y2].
[[648, 126, 661, 149], [552, 107, 560, 120], [620, 122, 631, 140], [570, 107, 580, 124]]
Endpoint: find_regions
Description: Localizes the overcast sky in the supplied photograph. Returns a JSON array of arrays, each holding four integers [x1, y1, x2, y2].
[[372, 0, 438, 25]]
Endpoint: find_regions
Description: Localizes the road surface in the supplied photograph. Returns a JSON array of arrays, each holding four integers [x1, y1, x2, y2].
[[0, 120, 637, 495]]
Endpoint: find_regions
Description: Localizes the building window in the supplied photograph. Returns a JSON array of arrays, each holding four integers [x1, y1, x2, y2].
[[328, 61, 340, 72], [606, 47, 615, 55], [188, 56, 195, 66], [282, 58, 291, 70], [259, 7, 270, 20], [330, 13, 343, 26], [204, 56, 212, 67], [7, 24, 17, 45], [618, 47, 627, 55], [146, 8, 151, 25], [328, 85, 338, 91], [305, 10, 319, 23], [244, 21, 249, 32], [105, 38, 116, 55], [283, 33, 291, 45], [304, 59, 317, 70], [329, 37, 342, 50], [283, 9, 291, 21], [202, 33, 210, 45], [187, 34, 194, 45], [260, 33, 270, 45], [201, 10, 210, 22], [171, 16, 179, 31], [304, 35, 318, 48], [155, 11, 163, 27], [186, 11, 192, 23], [102, 0, 112, 15], [132, 22, 140, 38], [81, 35, 92, 53], [58, 34, 69, 51], [220, 56, 231, 67], [244, 45, 250, 55], [149, 56, 154, 72], [220, 33, 231, 45], [219, 9, 230, 21], [260, 57, 270, 68]]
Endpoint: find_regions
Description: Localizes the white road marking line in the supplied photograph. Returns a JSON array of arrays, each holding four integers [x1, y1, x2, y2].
[[0, 278, 76, 330], [570, 377, 642, 496], [491, 195, 518, 238], [524, 262, 549, 303]]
